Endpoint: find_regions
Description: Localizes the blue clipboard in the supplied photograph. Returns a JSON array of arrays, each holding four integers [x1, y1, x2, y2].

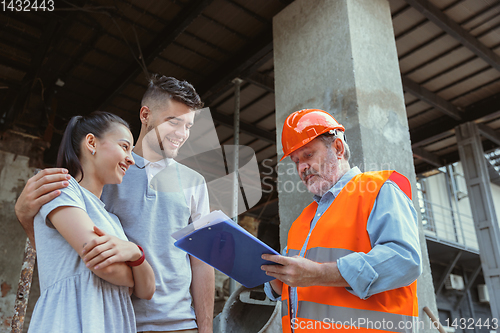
[[173, 214, 280, 288]]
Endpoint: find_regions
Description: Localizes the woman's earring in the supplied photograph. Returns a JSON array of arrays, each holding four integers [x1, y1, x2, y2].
[[92, 149, 96, 156]]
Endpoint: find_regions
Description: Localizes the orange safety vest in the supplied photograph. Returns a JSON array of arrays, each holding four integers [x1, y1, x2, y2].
[[281, 171, 418, 333]]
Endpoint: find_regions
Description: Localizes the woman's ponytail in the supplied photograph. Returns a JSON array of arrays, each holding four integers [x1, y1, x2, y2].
[[57, 116, 84, 181]]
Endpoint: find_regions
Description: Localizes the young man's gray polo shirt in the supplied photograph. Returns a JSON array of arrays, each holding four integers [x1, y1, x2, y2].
[[101, 152, 210, 332]]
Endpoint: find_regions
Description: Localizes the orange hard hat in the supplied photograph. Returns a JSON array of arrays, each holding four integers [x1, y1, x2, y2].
[[280, 109, 345, 161]]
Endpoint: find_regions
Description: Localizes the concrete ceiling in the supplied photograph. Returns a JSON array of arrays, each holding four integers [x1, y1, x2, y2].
[[1, 0, 499, 220]]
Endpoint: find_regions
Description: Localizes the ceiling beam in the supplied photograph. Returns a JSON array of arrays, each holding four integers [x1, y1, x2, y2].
[[415, 140, 499, 175], [0, 78, 20, 90], [404, 0, 500, 72], [223, 0, 269, 24], [197, 28, 273, 103], [487, 159, 500, 185], [38, 17, 108, 100], [94, 0, 215, 110], [0, 21, 40, 45], [435, 250, 462, 295], [203, 50, 273, 108], [194, 36, 275, 144], [478, 123, 500, 147], [244, 72, 274, 92], [19, 19, 58, 79], [411, 93, 500, 148], [412, 147, 444, 167], [412, 93, 500, 174], [454, 265, 482, 311], [1, 19, 59, 131], [0, 54, 29, 73], [210, 108, 275, 144], [402, 76, 462, 120]]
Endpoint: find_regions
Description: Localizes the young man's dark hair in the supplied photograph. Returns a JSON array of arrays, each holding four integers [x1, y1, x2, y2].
[[141, 74, 204, 111]]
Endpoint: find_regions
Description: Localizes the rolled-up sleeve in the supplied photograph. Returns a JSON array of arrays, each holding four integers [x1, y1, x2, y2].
[[337, 181, 422, 299], [264, 282, 281, 301]]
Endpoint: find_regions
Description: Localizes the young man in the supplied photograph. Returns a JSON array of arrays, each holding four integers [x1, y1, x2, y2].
[[261, 109, 422, 333], [15, 74, 214, 333]]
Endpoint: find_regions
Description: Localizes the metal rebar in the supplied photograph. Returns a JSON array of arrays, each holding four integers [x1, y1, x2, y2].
[[231, 77, 243, 222], [229, 77, 243, 296], [423, 306, 447, 333], [11, 238, 36, 333]]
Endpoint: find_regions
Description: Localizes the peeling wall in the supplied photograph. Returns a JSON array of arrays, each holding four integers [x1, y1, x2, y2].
[[0, 151, 33, 332], [0, 132, 46, 333]]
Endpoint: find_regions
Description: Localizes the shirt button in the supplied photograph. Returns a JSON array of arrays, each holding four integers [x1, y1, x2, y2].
[[317, 213, 321, 216]]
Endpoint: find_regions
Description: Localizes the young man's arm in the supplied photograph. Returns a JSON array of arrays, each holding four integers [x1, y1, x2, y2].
[[15, 168, 70, 247], [189, 180, 214, 332], [190, 256, 214, 333]]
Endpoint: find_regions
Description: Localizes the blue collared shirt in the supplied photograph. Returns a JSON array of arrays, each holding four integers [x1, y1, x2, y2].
[[264, 167, 422, 318]]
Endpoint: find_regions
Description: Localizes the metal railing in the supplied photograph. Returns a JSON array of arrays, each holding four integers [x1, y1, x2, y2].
[[421, 199, 479, 252]]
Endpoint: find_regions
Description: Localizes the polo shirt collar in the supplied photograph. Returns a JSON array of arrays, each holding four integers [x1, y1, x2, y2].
[[313, 166, 361, 203], [131, 151, 173, 169]]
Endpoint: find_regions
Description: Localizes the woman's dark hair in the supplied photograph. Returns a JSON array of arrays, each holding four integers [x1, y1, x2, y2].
[[56, 111, 130, 182]]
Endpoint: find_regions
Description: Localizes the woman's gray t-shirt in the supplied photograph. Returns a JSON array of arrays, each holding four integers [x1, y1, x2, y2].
[[29, 177, 136, 333]]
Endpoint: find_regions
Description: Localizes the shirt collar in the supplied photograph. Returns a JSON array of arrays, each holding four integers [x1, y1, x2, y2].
[[313, 166, 361, 203], [132, 151, 173, 168], [144, 158, 167, 168]]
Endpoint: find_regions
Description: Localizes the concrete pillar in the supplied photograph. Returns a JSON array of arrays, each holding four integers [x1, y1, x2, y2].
[[273, 0, 437, 331], [455, 122, 500, 319], [0, 131, 46, 332]]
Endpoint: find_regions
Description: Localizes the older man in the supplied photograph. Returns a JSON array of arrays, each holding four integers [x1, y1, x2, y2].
[[262, 109, 421, 333]]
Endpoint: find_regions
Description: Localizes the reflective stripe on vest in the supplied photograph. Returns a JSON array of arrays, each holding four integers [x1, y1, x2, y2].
[[282, 299, 288, 318], [287, 247, 354, 263], [298, 301, 414, 333], [305, 247, 354, 263]]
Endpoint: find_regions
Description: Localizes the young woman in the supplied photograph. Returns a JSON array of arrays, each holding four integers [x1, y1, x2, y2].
[[29, 112, 155, 333]]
